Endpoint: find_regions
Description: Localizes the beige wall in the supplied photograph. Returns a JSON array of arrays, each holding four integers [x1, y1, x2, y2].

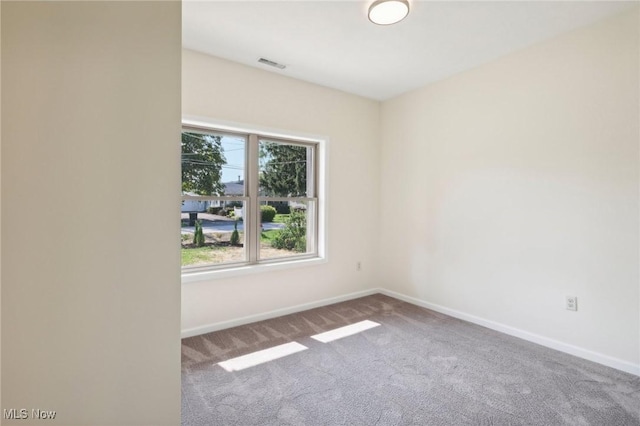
[[380, 8, 639, 368], [181, 50, 380, 334], [1, 2, 182, 425], [0, 0, 3, 412]]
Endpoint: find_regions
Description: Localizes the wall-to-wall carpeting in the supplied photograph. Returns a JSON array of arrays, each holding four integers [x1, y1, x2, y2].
[[181, 294, 640, 425]]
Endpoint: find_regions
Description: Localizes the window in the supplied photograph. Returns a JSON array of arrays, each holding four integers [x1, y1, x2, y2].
[[181, 122, 322, 276]]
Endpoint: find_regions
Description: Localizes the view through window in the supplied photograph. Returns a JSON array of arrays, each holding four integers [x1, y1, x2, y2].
[[181, 127, 319, 271]]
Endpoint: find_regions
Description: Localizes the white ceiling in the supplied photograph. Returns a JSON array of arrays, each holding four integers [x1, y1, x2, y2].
[[183, 1, 636, 101]]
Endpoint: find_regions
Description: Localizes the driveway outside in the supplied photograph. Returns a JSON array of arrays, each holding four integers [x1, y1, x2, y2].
[[181, 212, 284, 234]]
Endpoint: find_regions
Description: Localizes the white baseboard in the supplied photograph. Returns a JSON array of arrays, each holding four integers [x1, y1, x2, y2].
[[377, 288, 640, 377], [181, 288, 379, 339]]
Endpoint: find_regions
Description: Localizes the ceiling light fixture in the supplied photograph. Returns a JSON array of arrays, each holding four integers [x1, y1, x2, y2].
[[368, 0, 410, 25]]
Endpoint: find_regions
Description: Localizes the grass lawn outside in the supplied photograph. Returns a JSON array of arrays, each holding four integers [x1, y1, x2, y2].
[[181, 229, 298, 267], [182, 245, 239, 266], [273, 214, 289, 223], [260, 229, 280, 243]]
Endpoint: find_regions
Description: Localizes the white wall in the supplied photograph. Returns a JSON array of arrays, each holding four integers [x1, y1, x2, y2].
[[181, 50, 380, 334], [380, 8, 639, 370], [1, 2, 181, 424]]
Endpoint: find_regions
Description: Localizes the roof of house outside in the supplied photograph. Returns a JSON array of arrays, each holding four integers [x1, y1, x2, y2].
[[224, 180, 244, 196]]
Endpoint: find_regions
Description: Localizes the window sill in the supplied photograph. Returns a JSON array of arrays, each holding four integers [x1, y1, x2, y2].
[[181, 256, 327, 284]]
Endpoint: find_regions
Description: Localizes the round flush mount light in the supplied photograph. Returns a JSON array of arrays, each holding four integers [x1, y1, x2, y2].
[[368, 0, 410, 25]]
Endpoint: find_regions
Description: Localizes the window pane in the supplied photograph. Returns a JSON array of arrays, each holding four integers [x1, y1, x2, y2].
[[260, 200, 315, 260], [181, 201, 246, 267], [259, 140, 312, 197], [182, 131, 245, 196], [220, 135, 246, 196]]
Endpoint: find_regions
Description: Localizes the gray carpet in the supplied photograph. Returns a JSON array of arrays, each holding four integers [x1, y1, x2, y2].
[[181, 294, 640, 425]]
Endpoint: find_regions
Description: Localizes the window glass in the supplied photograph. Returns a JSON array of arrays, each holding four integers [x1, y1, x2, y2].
[[181, 127, 319, 273], [220, 135, 246, 196], [181, 131, 246, 196], [259, 140, 312, 197], [259, 200, 315, 260], [181, 200, 247, 268], [181, 130, 247, 268]]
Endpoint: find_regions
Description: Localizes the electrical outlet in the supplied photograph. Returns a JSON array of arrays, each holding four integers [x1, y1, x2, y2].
[[566, 296, 578, 311], [356, 261, 362, 272]]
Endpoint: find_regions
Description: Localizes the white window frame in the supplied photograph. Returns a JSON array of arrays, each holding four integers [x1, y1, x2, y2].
[[181, 116, 327, 283]]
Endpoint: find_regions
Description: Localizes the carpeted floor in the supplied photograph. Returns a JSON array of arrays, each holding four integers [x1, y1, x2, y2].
[[181, 294, 640, 425]]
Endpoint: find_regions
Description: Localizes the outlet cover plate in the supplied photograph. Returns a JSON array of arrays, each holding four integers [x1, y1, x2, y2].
[[566, 296, 578, 311]]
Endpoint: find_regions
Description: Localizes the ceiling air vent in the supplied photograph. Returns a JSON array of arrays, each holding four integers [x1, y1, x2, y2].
[[258, 58, 286, 70]]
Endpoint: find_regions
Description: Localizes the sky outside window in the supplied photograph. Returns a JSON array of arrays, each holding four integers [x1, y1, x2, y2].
[[221, 136, 245, 183]]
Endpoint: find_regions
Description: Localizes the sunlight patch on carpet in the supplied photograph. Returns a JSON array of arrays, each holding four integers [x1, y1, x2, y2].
[[311, 320, 381, 343], [218, 342, 308, 372]]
